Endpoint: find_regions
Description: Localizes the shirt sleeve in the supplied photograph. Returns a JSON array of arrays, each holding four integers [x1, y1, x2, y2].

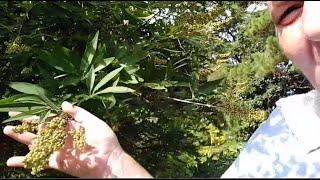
[[220, 107, 292, 178]]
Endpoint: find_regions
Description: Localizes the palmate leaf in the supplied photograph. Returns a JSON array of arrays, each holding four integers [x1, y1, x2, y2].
[[7, 82, 60, 112], [90, 44, 114, 72], [92, 66, 124, 93], [2, 107, 48, 123], [0, 94, 29, 105], [0, 94, 47, 112]]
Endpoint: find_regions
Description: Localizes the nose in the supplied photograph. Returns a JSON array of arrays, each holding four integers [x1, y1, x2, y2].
[[302, 1, 320, 41]]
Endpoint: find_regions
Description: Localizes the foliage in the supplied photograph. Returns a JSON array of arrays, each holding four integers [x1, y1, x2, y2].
[[0, 1, 313, 178]]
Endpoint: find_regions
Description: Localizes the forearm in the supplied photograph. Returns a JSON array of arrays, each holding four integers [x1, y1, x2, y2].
[[105, 147, 153, 178]]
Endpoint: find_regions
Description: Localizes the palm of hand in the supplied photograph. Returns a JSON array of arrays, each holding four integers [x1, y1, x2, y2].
[[49, 114, 121, 178], [4, 102, 123, 178]]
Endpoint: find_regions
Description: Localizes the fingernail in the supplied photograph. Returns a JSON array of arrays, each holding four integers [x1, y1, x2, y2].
[[6, 158, 13, 166], [3, 126, 12, 135], [61, 101, 73, 111], [61, 101, 76, 116]]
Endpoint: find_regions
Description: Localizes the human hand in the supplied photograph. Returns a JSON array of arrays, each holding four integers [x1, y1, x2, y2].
[[3, 101, 125, 178]]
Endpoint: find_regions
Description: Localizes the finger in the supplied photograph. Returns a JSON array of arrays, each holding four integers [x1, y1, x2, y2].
[[22, 113, 57, 122], [7, 156, 51, 169], [22, 115, 40, 122], [61, 101, 77, 119], [3, 126, 36, 145], [7, 156, 25, 167], [61, 101, 100, 124], [61, 101, 115, 137]]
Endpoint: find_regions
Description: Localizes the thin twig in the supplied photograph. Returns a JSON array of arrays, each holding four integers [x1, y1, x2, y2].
[[173, 57, 191, 66], [166, 97, 215, 108], [178, 39, 185, 51], [163, 48, 184, 53]]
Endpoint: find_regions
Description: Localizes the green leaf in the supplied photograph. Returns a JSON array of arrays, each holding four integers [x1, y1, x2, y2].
[[86, 66, 95, 94], [124, 65, 140, 75], [59, 76, 81, 89], [100, 94, 116, 109], [143, 81, 189, 90], [14, 95, 47, 106], [128, 1, 149, 9], [112, 77, 120, 87], [199, 78, 223, 95], [2, 108, 47, 123], [9, 82, 47, 96], [0, 106, 45, 112], [122, 7, 142, 25], [120, 48, 147, 66], [81, 31, 99, 74], [92, 46, 105, 63], [121, 75, 139, 85], [37, 93, 60, 112], [0, 95, 46, 110], [36, 64, 59, 91], [39, 110, 51, 123], [0, 94, 29, 105], [161, 81, 190, 87], [75, 94, 91, 105], [93, 66, 124, 93], [94, 86, 135, 96], [94, 57, 115, 72], [38, 47, 77, 74], [53, 45, 80, 70], [143, 83, 167, 90]]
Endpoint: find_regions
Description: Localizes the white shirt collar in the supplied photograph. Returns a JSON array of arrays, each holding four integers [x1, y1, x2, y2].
[[276, 89, 320, 153]]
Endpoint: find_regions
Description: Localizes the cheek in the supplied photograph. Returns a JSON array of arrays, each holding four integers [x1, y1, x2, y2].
[[278, 21, 310, 65], [277, 19, 320, 88]]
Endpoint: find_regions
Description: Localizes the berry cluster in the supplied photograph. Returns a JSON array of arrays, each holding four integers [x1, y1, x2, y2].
[[70, 127, 86, 150], [23, 115, 67, 175], [13, 121, 40, 134], [12, 113, 87, 175]]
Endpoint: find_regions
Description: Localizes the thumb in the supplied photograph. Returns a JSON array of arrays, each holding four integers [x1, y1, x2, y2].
[[61, 101, 103, 126], [61, 101, 116, 142], [61, 101, 77, 118]]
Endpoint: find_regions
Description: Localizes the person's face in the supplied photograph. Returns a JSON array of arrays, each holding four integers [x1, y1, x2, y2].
[[269, 1, 320, 89]]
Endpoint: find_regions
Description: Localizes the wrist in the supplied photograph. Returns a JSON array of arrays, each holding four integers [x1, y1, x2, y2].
[[105, 146, 152, 178], [105, 145, 126, 178]]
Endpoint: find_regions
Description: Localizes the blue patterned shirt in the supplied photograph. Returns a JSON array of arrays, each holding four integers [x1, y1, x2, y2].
[[221, 90, 320, 178]]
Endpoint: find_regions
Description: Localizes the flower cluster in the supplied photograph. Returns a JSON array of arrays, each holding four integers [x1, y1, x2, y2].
[[23, 115, 67, 175], [70, 127, 86, 150], [13, 121, 39, 134]]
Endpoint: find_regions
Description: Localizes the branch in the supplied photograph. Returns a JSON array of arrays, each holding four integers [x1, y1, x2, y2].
[[166, 97, 215, 108]]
